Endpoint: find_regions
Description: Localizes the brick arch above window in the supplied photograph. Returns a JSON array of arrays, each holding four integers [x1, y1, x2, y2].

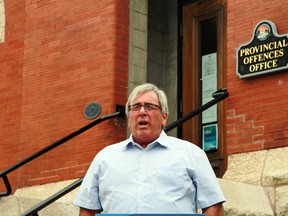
[[0, 0, 5, 43]]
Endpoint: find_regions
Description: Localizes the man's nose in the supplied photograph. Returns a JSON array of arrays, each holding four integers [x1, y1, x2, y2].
[[139, 105, 147, 113]]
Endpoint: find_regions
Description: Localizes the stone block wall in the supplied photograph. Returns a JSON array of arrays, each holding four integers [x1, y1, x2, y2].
[[129, 0, 178, 136], [223, 146, 288, 215]]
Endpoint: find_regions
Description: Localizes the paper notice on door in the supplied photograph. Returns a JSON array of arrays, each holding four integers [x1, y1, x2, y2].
[[202, 53, 217, 124]]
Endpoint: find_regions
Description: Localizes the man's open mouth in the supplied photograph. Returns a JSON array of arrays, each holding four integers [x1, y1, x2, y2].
[[139, 121, 148, 125]]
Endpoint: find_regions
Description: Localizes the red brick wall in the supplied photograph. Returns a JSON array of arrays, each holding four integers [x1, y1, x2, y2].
[[226, 0, 288, 154], [0, 0, 129, 192], [0, 0, 26, 193]]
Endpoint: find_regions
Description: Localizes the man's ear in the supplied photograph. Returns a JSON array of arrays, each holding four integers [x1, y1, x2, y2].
[[162, 113, 168, 127]]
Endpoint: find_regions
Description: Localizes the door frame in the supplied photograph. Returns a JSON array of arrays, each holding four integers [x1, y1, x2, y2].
[[179, 0, 227, 177]]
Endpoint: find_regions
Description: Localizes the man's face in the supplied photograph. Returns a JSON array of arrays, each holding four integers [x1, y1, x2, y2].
[[127, 91, 168, 147]]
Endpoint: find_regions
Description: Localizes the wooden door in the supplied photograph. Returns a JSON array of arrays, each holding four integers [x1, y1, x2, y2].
[[182, 0, 227, 177]]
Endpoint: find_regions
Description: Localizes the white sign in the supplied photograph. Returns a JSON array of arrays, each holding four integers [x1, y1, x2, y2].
[[202, 53, 217, 124]]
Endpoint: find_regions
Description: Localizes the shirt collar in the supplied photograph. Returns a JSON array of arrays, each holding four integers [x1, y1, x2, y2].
[[123, 130, 169, 150]]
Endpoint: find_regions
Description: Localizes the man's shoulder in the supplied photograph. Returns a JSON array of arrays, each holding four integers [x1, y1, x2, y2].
[[166, 135, 204, 152]]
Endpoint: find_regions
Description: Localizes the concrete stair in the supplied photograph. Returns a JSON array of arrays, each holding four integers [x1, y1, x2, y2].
[[0, 179, 79, 216], [0, 178, 277, 216]]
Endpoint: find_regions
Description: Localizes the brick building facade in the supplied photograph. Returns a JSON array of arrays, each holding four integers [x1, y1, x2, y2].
[[0, 1, 288, 207], [226, 0, 288, 154], [0, 0, 129, 192]]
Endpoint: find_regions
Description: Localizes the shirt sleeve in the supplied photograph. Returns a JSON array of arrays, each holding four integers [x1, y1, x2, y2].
[[190, 148, 226, 209], [73, 154, 103, 210]]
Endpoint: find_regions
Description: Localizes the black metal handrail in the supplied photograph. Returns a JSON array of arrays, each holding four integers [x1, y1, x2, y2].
[[20, 88, 229, 216], [0, 105, 125, 198], [165, 88, 229, 132]]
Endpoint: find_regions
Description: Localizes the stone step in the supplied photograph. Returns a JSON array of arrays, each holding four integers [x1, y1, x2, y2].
[[219, 179, 274, 216], [0, 195, 20, 216], [0, 179, 79, 216], [0, 178, 279, 216]]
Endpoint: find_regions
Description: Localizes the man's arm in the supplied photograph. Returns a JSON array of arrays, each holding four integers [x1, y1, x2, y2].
[[202, 203, 224, 216], [79, 207, 102, 216]]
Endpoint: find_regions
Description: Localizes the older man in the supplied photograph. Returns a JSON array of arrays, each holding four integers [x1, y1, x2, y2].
[[74, 83, 225, 216]]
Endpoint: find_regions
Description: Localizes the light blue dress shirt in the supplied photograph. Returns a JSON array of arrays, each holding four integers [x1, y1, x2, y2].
[[74, 131, 225, 213]]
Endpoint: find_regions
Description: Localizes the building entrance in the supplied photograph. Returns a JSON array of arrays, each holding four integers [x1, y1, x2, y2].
[[181, 0, 227, 177]]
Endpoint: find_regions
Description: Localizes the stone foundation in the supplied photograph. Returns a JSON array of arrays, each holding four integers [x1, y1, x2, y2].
[[223, 146, 288, 215], [1, 147, 287, 215]]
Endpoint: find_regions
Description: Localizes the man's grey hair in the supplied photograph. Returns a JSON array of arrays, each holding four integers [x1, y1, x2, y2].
[[125, 83, 169, 116]]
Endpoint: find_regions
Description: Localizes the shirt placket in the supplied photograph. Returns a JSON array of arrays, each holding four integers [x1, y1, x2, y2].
[[135, 148, 148, 213]]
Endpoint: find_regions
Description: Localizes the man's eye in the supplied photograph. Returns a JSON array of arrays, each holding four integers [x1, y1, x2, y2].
[[145, 104, 154, 110], [131, 104, 141, 110]]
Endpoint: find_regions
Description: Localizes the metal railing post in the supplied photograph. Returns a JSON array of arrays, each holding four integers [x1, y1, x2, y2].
[[0, 175, 12, 197]]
